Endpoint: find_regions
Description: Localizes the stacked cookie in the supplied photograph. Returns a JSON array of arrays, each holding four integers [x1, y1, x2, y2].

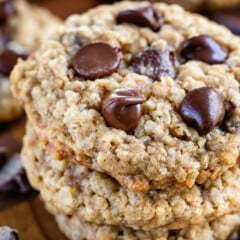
[[11, 1, 240, 239], [0, 0, 60, 122]]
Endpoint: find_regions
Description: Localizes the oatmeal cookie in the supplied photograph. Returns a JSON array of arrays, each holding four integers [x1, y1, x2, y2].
[[12, 1, 240, 191], [22, 124, 240, 230], [0, 0, 60, 122], [45, 202, 240, 240]]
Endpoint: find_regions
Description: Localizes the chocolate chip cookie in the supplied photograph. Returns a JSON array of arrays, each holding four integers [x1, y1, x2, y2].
[[12, 1, 240, 191], [0, 0, 60, 122], [22, 123, 240, 230], [45, 203, 240, 240]]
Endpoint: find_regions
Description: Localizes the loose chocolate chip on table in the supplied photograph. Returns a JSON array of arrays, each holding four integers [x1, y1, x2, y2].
[[116, 6, 163, 32], [72, 42, 121, 79], [101, 88, 145, 131], [0, 153, 32, 193], [228, 229, 240, 240], [0, 227, 19, 240], [180, 35, 228, 64], [0, 0, 16, 23], [179, 87, 225, 135], [131, 47, 176, 80]]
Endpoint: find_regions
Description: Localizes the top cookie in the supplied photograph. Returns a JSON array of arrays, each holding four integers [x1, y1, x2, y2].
[[11, 1, 240, 191]]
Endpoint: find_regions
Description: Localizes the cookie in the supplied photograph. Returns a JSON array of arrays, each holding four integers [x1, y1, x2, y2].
[[22, 123, 240, 230], [12, 1, 240, 191], [44, 202, 240, 240], [0, 0, 60, 122]]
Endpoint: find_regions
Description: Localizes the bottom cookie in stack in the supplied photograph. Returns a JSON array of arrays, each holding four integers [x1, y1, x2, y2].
[[45, 202, 240, 240], [21, 123, 240, 239]]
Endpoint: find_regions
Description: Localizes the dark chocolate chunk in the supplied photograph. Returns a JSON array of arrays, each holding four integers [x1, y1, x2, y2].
[[0, 227, 19, 240], [180, 35, 228, 64], [131, 47, 176, 80], [179, 87, 225, 135], [72, 42, 121, 79], [0, 154, 32, 193], [0, 0, 16, 23], [116, 6, 163, 32], [101, 88, 145, 131], [228, 229, 240, 240]]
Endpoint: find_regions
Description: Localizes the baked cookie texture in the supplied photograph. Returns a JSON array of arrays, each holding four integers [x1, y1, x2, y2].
[[22, 123, 240, 231], [0, 0, 60, 122], [45, 203, 240, 240], [11, 1, 240, 191]]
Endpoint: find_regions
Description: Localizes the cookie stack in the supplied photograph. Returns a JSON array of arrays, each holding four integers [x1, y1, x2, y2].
[[11, 1, 240, 239]]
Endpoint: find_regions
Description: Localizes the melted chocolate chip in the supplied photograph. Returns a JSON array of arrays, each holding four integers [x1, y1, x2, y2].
[[131, 47, 176, 80], [0, 154, 32, 194], [0, 227, 19, 240], [72, 42, 121, 79], [179, 87, 225, 135], [116, 6, 163, 32], [228, 229, 240, 240], [101, 88, 145, 131], [0, 49, 29, 76], [180, 35, 228, 64], [0, 0, 16, 23]]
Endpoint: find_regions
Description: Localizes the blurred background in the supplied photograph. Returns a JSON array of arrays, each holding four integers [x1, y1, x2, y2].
[[31, 0, 240, 35]]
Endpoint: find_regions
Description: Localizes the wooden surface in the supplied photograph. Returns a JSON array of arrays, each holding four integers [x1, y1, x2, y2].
[[0, 1, 107, 239]]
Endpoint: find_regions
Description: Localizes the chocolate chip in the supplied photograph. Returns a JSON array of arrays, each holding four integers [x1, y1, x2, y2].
[[0, 49, 18, 76], [0, 227, 19, 240], [116, 6, 163, 32], [221, 101, 239, 133], [0, 153, 32, 194], [0, 49, 28, 76], [228, 229, 240, 240], [0, 0, 16, 23], [72, 42, 121, 79], [179, 87, 225, 135], [180, 35, 228, 64], [131, 47, 176, 80], [101, 88, 145, 131]]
